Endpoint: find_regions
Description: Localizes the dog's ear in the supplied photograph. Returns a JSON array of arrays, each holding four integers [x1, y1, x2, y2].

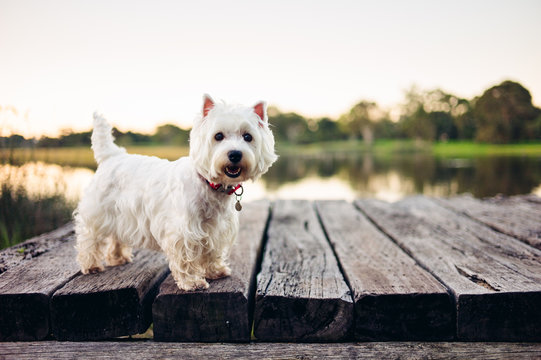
[[253, 101, 267, 127], [203, 94, 215, 118]]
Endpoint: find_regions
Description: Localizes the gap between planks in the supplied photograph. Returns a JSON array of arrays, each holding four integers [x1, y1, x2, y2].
[[354, 196, 541, 341], [1, 196, 540, 342]]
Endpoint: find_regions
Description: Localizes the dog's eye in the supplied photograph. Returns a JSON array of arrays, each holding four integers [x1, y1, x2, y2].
[[243, 133, 253, 142], [214, 132, 224, 141]]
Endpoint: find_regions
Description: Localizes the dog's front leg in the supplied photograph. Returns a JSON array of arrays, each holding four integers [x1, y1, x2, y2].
[[167, 255, 210, 291], [204, 228, 234, 280], [162, 237, 210, 291]]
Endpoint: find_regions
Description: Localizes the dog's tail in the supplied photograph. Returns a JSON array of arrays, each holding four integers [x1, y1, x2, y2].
[[91, 112, 125, 164]]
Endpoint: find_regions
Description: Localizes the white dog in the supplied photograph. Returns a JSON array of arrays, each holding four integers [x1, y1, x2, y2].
[[74, 95, 277, 290]]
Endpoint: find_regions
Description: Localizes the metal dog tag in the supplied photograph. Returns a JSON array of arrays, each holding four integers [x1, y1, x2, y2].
[[234, 185, 243, 211]]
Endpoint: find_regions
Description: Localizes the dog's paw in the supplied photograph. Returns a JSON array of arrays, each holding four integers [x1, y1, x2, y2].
[[206, 265, 232, 280], [176, 277, 210, 291], [81, 265, 104, 275], [105, 242, 133, 267], [105, 253, 132, 267]]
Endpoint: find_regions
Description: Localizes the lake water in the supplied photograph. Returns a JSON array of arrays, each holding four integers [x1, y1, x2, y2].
[[3, 152, 541, 204], [2, 151, 541, 246]]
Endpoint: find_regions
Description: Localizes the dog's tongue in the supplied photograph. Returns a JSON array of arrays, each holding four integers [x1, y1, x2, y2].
[[225, 166, 241, 178]]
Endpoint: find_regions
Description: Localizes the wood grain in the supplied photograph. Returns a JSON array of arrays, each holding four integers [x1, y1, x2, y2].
[[1, 341, 540, 360], [519, 194, 541, 204], [153, 201, 270, 342], [50, 249, 169, 341], [0, 240, 80, 341], [437, 194, 541, 249], [316, 200, 454, 340], [355, 196, 541, 341], [253, 200, 353, 342], [0, 222, 74, 275]]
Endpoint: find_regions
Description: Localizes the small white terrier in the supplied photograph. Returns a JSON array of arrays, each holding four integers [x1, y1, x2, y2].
[[74, 95, 277, 290]]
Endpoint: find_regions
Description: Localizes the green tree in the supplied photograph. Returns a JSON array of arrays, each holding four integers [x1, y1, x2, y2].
[[400, 106, 436, 141], [454, 100, 476, 140], [373, 118, 402, 139], [401, 87, 472, 141], [339, 101, 383, 145], [58, 129, 91, 146], [316, 117, 347, 141], [267, 107, 310, 144], [306, 117, 348, 142], [524, 114, 541, 140], [399, 87, 472, 141], [37, 136, 61, 147], [152, 124, 189, 145], [474, 80, 541, 143], [113, 128, 152, 146], [399, 87, 434, 141]]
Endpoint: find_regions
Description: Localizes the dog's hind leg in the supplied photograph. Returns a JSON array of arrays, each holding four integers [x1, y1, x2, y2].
[[75, 227, 107, 274], [105, 236, 133, 267], [205, 224, 234, 280], [204, 251, 231, 280]]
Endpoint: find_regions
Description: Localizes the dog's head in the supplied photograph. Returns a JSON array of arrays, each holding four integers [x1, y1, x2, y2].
[[189, 94, 277, 185]]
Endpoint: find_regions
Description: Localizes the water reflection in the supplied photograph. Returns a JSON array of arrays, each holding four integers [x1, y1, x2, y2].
[[0, 162, 94, 246], [264, 153, 541, 200], [2, 154, 539, 247], [2, 154, 541, 206], [0, 162, 93, 203]]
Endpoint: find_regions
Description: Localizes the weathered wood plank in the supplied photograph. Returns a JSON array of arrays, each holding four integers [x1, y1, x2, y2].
[[355, 196, 541, 341], [519, 194, 541, 204], [1, 341, 541, 360], [0, 240, 80, 341], [0, 222, 74, 274], [253, 200, 353, 342], [316, 200, 454, 340], [50, 249, 169, 341], [437, 194, 541, 249], [153, 201, 270, 342]]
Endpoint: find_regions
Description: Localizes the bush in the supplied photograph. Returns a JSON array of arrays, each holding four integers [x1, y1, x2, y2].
[[0, 180, 74, 249]]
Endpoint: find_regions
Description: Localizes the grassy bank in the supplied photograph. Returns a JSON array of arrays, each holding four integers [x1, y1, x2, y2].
[[276, 140, 426, 156], [0, 181, 75, 249], [277, 140, 541, 157], [431, 141, 541, 157], [1, 141, 541, 169], [1, 146, 190, 169]]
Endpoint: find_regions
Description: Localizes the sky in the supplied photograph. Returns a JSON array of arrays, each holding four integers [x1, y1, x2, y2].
[[1, 0, 540, 137]]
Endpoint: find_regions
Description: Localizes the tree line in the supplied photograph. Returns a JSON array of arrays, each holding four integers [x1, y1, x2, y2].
[[1, 80, 540, 148], [1, 123, 191, 148], [271, 80, 541, 145]]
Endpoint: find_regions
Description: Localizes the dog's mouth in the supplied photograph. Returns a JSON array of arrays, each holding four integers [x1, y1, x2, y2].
[[224, 165, 242, 178]]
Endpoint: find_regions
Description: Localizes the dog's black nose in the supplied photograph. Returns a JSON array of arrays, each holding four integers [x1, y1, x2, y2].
[[228, 150, 243, 163]]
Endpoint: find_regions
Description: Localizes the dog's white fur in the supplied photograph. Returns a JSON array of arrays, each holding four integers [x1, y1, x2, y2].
[[74, 95, 277, 290]]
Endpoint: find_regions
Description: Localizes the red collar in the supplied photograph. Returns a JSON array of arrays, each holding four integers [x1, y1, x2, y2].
[[202, 177, 242, 195]]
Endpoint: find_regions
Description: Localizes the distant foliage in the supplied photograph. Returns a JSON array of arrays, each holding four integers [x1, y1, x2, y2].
[[1, 80, 540, 146], [267, 108, 311, 144], [38, 130, 92, 147], [267, 108, 350, 145], [399, 87, 473, 141], [152, 124, 190, 145], [338, 101, 384, 145], [0, 181, 73, 248], [474, 81, 541, 143], [0, 135, 35, 148]]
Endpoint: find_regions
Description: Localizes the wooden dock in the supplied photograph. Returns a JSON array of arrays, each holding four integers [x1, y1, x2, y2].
[[1, 195, 541, 358]]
